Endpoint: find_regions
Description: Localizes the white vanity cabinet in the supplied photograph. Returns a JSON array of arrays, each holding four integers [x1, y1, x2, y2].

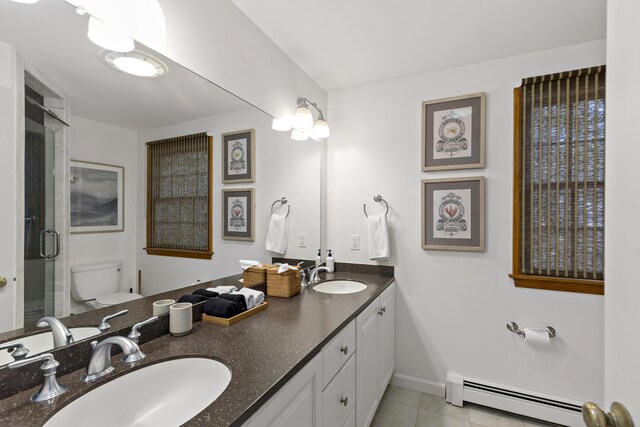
[[356, 282, 396, 427]]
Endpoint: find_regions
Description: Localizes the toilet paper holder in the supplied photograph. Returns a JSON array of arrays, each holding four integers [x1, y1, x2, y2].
[[506, 322, 556, 338]]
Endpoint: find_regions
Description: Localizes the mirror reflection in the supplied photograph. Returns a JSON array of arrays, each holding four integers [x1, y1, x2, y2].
[[0, 0, 321, 365]]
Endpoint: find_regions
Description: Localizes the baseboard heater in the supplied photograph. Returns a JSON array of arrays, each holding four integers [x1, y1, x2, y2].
[[446, 373, 586, 427]]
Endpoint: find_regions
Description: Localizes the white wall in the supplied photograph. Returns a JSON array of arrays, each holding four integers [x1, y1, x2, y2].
[[327, 40, 606, 403], [604, 0, 640, 417], [0, 41, 16, 333], [69, 115, 138, 294], [136, 108, 322, 295]]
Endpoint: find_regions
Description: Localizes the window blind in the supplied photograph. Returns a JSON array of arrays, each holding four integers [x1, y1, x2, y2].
[[519, 66, 605, 281], [146, 132, 212, 255]]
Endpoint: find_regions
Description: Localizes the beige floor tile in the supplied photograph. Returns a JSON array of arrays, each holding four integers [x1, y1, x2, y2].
[[383, 385, 422, 408], [420, 393, 470, 421], [370, 418, 398, 427], [416, 409, 471, 427], [374, 400, 419, 427], [469, 406, 525, 427]]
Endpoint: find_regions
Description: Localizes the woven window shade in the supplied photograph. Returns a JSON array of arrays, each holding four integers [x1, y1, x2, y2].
[[519, 66, 605, 280], [146, 132, 211, 253]]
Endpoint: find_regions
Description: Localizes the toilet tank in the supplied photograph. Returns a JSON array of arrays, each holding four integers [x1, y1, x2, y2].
[[71, 261, 122, 301]]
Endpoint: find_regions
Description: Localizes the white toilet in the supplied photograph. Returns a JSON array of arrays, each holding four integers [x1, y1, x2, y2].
[[71, 261, 143, 313]]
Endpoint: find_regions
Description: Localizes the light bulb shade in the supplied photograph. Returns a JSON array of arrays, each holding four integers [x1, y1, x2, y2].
[[271, 117, 292, 131], [291, 129, 309, 141], [88, 16, 135, 52], [293, 106, 314, 129], [312, 119, 330, 138]]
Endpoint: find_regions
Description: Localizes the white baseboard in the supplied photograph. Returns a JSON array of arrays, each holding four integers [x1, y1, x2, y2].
[[390, 373, 446, 397]]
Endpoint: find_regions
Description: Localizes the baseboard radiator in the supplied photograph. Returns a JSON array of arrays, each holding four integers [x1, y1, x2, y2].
[[446, 373, 585, 427]]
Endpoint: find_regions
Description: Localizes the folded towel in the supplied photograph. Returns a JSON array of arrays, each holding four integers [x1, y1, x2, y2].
[[203, 298, 240, 318], [178, 294, 207, 304], [207, 286, 237, 295], [237, 287, 264, 309], [218, 294, 247, 312], [265, 213, 288, 254], [367, 213, 390, 260], [239, 260, 262, 271], [277, 263, 297, 274], [193, 289, 220, 298]]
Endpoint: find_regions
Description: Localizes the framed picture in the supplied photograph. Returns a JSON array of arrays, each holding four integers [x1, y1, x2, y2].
[[70, 160, 124, 233], [421, 177, 484, 251], [422, 92, 485, 171], [222, 129, 255, 183], [222, 188, 255, 241]]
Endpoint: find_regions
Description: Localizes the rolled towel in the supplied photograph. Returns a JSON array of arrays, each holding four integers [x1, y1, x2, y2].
[[179, 294, 207, 304], [218, 294, 247, 312], [193, 289, 219, 298], [367, 213, 390, 260], [237, 287, 265, 309], [207, 286, 237, 295], [203, 298, 240, 318], [265, 213, 288, 254]]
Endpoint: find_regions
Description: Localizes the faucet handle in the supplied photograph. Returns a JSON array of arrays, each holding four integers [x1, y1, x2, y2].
[[128, 316, 158, 343], [98, 309, 129, 333], [8, 353, 67, 402], [0, 341, 30, 360]]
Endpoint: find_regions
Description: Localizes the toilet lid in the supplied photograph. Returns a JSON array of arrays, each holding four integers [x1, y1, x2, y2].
[[95, 292, 143, 306]]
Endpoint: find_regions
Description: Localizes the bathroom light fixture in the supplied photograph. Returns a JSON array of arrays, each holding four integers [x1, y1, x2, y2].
[[88, 17, 135, 53], [293, 101, 314, 130], [104, 51, 167, 78], [291, 129, 309, 141], [271, 117, 292, 132], [312, 115, 330, 139]]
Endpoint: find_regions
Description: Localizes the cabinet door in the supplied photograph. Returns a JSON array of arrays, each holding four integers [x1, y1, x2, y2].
[[356, 298, 380, 427], [378, 282, 396, 395], [242, 354, 322, 427]]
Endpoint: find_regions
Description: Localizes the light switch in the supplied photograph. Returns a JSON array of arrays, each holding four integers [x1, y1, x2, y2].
[[350, 235, 360, 250]]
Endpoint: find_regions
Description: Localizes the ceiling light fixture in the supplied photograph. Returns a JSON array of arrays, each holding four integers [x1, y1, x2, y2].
[[273, 98, 330, 141], [104, 51, 167, 78]]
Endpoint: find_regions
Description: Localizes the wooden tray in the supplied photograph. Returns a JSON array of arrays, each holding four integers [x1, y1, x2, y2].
[[201, 301, 268, 326]]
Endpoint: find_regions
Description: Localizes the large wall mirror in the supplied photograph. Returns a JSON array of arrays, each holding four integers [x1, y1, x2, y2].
[[0, 0, 322, 365]]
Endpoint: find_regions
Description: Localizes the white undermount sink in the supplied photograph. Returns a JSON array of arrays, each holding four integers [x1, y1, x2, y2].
[[313, 280, 367, 295], [0, 327, 100, 366], [44, 357, 231, 427]]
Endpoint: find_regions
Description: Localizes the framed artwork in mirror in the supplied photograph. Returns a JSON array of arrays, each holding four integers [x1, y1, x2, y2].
[[222, 129, 255, 183], [421, 176, 484, 251], [70, 160, 124, 233], [222, 188, 255, 241], [422, 92, 485, 171]]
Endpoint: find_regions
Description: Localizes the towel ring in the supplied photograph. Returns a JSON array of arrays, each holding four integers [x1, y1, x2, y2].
[[271, 197, 291, 218], [363, 194, 389, 218]]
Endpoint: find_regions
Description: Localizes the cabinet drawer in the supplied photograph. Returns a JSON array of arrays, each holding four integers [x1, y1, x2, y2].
[[322, 320, 356, 389], [322, 354, 356, 427]]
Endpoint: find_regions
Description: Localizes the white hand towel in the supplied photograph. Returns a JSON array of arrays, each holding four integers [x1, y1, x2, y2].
[[277, 263, 296, 274], [367, 214, 390, 260], [265, 213, 288, 254], [207, 286, 238, 295], [237, 287, 265, 309], [239, 260, 262, 271]]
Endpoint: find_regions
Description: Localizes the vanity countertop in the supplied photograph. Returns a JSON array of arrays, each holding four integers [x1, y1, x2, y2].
[[0, 271, 394, 427]]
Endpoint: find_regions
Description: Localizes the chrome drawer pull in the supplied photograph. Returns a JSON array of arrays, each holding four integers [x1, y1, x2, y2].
[[340, 396, 349, 407], [340, 346, 348, 355]]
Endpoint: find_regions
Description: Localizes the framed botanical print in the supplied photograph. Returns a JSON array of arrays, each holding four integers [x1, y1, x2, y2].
[[222, 188, 255, 241], [70, 160, 124, 233], [421, 177, 484, 251], [222, 129, 255, 183], [422, 92, 485, 171]]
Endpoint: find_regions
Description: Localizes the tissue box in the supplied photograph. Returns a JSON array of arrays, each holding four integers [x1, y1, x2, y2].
[[243, 264, 274, 286], [266, 266, 301, 298]]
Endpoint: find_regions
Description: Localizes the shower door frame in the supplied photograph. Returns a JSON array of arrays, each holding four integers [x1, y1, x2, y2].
[[14, 55, 70, 328]]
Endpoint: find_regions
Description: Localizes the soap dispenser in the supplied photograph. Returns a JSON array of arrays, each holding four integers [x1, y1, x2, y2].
[[326, 250, 335, 273], [315, 249, 322, 266]]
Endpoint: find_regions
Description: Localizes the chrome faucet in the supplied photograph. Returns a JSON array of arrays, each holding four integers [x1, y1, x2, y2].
[[0, 341, 29, 361], [8, 353, 67, 402], [128, 316, 158, 344], [97, 309, 128, 333], [82, 336, 145, 382], [37, 317, 73, 348], [309, 266, 330, 284], [301, 263, 330, 286]]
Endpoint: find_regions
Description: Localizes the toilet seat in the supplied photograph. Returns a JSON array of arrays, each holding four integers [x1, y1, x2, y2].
[[95, 292, 143, 307]]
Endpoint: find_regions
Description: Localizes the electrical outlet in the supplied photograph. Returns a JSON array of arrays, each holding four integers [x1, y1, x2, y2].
[[298, 233, 307, 248], [350, 234, 360, 250]]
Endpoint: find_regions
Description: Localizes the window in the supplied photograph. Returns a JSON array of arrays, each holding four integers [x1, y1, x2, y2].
[[145, 132, 213, 259], [511, 66, 605, 295]]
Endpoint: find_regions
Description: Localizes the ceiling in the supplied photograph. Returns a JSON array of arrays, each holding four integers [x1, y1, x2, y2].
[[232, 0, 607, 91], [0, 0, 250, 131]]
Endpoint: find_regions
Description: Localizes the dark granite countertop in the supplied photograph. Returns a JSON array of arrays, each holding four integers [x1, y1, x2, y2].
[[0, 271, 394, 427]]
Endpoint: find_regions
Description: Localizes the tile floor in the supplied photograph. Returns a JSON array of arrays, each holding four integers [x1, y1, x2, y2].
[[371, 385, 561, 427]]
